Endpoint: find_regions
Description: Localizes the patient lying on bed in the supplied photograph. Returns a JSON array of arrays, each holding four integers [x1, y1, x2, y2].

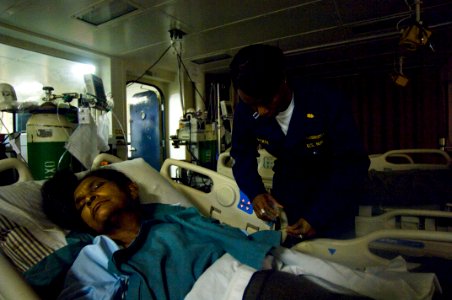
[[23, 168, 438, 300]]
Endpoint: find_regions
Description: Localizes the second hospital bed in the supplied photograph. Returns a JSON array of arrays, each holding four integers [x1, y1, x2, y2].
[[217, 148, 452, 292], [0, 153, 450, 299]]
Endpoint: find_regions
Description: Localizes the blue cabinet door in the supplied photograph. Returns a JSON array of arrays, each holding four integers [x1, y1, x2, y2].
[[129, 90, 164, 170]]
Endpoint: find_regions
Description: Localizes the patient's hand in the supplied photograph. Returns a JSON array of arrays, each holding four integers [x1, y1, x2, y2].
[[286, 218, 316, 238], [252, 193, 283, 221]]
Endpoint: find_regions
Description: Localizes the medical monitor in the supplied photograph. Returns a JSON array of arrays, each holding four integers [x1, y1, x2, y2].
[[84, 74, 107, 104], [220, 100, 233, 118]]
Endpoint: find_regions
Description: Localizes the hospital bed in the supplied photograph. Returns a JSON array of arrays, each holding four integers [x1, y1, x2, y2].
[[359, 148, 451, 223], [217, 148, 452, 296], [0, 153, 450, 299], [0, 154, 279, 300], [217, 147, 452, 235]]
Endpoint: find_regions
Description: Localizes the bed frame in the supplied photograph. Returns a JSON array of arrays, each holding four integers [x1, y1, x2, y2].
[[0, 253, 39, 300], [293, 228, 452, 270], [217, 149, 275, 191], [0, 158, 39, 299], [368, 148, 451, 171], [0, 153, 451, 299], [217, 148, 451, 178], [160, 158, 282, 234], [0, 157, 33, 182], [216, 148, 452, 260], [359, 149, 451, 223]]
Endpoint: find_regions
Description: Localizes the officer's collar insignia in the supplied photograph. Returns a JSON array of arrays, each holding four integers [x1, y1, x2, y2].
[[257, 138, 269, 145]]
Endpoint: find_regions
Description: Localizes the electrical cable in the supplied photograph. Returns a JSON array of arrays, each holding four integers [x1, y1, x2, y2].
[[127, 35, 207, 113], [396, 0, 414, 31], [55, 101, 76, 171], [171, 43, 207, 108], [185, 119, 199, 164], [57, 149, 71, 171], [176, 42, 185, 114], [207, 83, 216, 123], [111, 110, 128, 149], [124, 31, 209, 166], [127, 43, 173, 87], [56, 101, 72, 139]]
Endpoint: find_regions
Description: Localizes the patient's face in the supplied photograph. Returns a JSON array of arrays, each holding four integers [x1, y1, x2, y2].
[[74, 176, 132, 233]]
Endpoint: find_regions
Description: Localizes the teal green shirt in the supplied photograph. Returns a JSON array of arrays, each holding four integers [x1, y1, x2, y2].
[[24, 204, 281, 300]]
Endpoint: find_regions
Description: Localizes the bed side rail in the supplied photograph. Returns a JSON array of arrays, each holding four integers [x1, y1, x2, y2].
[[369, 149, 451, 171], [217, 150, 275, 191], [160, 158, 278, 235], [293, 229, 452, 270], [0, 253, 40, 300], [355, 209, 452, 236], [0, 158, 33, 182]]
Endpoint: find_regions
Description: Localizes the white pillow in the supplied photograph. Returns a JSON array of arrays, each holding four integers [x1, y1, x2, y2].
[[103, 158, 193, 207], [0, 180, 56, 230]]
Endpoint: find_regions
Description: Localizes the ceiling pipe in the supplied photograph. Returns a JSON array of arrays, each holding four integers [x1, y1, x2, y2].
[[415, 0, 421, 22], [284, 19, 452, 57]]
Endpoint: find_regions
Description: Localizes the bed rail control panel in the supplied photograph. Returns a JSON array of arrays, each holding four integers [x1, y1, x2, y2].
[[238, 190, 253, 214]]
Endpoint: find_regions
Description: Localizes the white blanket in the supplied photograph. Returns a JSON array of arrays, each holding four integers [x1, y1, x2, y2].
[[186, 247, 440, 300]]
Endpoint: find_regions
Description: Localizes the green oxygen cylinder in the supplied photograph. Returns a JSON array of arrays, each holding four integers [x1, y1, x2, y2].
[[26, 102, 74, 180]]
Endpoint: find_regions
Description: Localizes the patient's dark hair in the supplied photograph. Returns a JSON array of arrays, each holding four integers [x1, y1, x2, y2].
[[230, 44, 286, 101], [41, 168, 134, 231], [41, 169, 86, 231]]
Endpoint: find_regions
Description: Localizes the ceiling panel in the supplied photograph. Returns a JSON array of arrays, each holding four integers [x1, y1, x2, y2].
[[158, 0, 317, 31], [0, 0, 450, 77], [336, 0, 408, 24]]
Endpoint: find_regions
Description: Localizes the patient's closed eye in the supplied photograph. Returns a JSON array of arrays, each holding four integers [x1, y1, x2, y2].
[[92, 182, 104, 190]]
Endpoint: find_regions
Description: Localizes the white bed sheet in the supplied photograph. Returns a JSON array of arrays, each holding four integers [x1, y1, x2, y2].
[[187, 248, 439, 300]]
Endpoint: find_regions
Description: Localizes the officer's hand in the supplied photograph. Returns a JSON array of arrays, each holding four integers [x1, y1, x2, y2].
[[252, 193, 283, 221], [286, 218, 316, 238]]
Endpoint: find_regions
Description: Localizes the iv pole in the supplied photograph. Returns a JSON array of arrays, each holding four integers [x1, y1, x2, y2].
[[216, 83, 222, 155]]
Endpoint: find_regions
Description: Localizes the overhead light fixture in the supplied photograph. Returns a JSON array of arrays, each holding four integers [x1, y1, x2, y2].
[[391, 56, 409, 87], [71, 63, 96, 76], [73, 0, 140, 26], [398, 0, 432, 51], [399, 23, 431, 51], [191, 54, 232, 65]]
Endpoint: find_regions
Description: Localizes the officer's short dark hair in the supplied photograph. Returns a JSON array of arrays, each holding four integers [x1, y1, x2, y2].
[[230, 44, 286, 101]]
